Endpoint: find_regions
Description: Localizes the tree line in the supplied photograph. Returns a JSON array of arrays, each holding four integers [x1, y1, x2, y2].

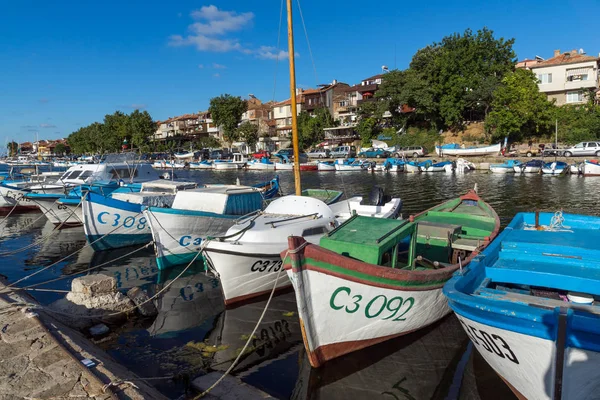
[[358, 27, 600, 146], [67, 110, 155, 154]]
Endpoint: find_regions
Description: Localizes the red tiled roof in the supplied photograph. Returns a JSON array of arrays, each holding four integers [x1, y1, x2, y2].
[[531, 53, 599, 68], [275, 94, 305, 106]]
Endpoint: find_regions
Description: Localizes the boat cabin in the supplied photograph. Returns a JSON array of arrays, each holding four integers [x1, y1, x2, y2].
[[58, 161, 159, 186], [171, 185, 264, 215], [110, 180, 197, 207]]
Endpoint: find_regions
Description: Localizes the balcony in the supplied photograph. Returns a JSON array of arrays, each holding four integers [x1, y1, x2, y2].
[[358, 83, 378, 93], [564, 79, 597, 91]]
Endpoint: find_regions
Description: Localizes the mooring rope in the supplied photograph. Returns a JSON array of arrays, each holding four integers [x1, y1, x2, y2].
[[0, 209, 144, 292], [194, 241, 308, 399], [0, 193, 87, 256]]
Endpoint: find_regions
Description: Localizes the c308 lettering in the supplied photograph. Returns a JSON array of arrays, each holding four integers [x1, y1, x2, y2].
[[458, 319, 519, 364], [178, 235, 203, 247], [97, 212, 147, 230], [329, 286, 415, 321]]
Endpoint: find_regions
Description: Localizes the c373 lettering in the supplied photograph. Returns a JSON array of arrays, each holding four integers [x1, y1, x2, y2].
[[458, 319, 519, 364], [329, 286, 415, 321]]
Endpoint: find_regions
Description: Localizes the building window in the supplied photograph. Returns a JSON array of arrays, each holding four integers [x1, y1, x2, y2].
[[279, 107, 283, 113], [538, 73, 552, 84], [566, 91, 585, 103]]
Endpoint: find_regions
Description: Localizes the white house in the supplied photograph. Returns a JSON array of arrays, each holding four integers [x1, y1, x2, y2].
[[530, 49, 599, 105]]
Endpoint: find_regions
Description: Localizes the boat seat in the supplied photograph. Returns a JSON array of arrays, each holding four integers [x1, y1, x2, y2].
[[451, 237, 482, 251], [416, 221, 461, 241], [486, 258, 600, 296]]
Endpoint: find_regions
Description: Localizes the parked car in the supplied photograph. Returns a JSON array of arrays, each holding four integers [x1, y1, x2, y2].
[[393, 146, 427, 158], [562, 141, 600, 157], [329, 145, 357, 158], [252, 150, 271, 159], [306, 149, 330, 159], [274, 148, 294, 157], [358, 148, 391, 159]]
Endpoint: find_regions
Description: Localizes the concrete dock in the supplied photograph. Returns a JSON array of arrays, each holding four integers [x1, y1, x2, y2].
[[0, 282, 168, 399]]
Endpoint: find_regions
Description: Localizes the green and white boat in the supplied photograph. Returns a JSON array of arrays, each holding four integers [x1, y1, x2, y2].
[[282, 190, 499, 368]]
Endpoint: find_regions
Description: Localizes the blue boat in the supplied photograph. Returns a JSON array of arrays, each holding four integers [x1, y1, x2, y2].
[[542, 161, 568, 175], [444, 211, 600, 400], [489, 159, 521, 173], [82, 176, 281, 252]]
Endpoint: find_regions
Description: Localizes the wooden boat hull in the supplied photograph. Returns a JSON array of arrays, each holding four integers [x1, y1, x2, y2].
[[144, 208, 236, 270], [435, 143, 501, 157], [0, 185, 41, 214], [214, 162, 241, 170], [189, 162, 213, 169], [489, 166, 514, 173], [284, 236, 453, 368], [25, 195, 83, 225], [82, 193, 151, 251], [203, 240, 292, 305], [404, 163, 420, 173], [247, 162, 275, 170], [334, 164, 366, 171], [514, 165, 541, 173]]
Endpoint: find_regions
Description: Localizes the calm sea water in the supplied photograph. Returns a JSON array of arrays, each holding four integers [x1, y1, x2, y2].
[[1, 168, 598, 399]]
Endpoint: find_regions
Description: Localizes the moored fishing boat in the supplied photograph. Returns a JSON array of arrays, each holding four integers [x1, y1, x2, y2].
[[282, 190, 499, 367], [570, 162, 582, 175], [444, 211, 600, 400], [455, 158, 475, 173], [317, 161, 335, 171], [334, 159, 372, 171], [423, 160, 452, 172], [300, 189, 342, 204], [405, 160, 429, 173], [189, 160, 213, 169], [145, 185, 265, 269], [514, 159, 543, 173], [203, 194, 402, 305], [436, 143, 501, 157], [246, 157, 276, 170], [582, 159, 600, 176], [82, 180, 198, 251], [542, 161, 568, 175], [489, 160, 520, 173], [275, 154, 318, 171]]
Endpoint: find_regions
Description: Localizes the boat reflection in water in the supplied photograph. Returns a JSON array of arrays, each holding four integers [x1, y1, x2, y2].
[[0, 214, 47, 241], [205, 291, 302, 374], [291, 315, 517, 400], [147, 265, 224, 338], [91, 246, 158, 290]]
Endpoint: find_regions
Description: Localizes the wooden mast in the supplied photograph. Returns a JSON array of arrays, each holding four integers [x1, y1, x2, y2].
[[286, 0, 302, 195]]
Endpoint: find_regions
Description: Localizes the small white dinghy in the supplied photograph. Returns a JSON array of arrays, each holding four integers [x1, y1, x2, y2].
[[329, 196, 402, 222]]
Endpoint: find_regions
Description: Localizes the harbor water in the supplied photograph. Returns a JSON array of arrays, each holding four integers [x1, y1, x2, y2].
[[1, 169, 597, 399]]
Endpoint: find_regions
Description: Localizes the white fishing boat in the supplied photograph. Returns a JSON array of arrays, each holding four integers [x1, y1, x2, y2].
[[423, 161, 453, 172], [189, 160, 213, 169], [82, 180, 197, 251], [26, 155, 160, 226], [489, 160, 520, 174], [246, 158, 276, 171], [202, 195, 337, 305], [144, 185, 265, 270], [582, 160, 600, 176], [202, 194, 403, 305], [213, 153, 249, 170], [570, 162, 582, 175], [317, 161, 335, 171], [334, 159, 371, 171], [435, 143, 501, 157], [153, 160, 186, 169]]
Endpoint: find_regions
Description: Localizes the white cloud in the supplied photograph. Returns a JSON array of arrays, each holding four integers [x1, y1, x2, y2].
[[168, 34, 242, 52], [189, 5, 253, 35], [256, 46, 298, 60], [212, 63, 226, 69]]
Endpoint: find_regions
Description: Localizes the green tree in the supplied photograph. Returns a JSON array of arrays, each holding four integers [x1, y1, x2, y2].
[[196, 136, 222, 149], [208, 94, 247, 145], [53, 143, 67, 155], [297, 107, 335, 149], [554, 97, 600, 144], [237, 122, 260, 149], [7, 141, 18, 157], [485, 68, 555, 141], [128, 109, 155, 151], [356, 117, 381, 146]]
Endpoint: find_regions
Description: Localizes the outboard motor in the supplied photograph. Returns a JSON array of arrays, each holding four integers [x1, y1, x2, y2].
[[366, 186, 386, 206]]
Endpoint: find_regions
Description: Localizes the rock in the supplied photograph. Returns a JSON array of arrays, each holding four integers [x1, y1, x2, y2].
[[71, 274, 116, 297], [127, 287, 158, 317], [49, 292, 134, 330], [89, 324, 110, 337]]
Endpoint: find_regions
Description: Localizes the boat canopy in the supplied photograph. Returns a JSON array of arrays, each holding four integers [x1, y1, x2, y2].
[[140, 180, 197, 193], [171, 185, 263, 215]]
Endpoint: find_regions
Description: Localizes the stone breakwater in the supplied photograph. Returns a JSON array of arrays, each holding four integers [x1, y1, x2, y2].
[[0, 281, 166, 399]]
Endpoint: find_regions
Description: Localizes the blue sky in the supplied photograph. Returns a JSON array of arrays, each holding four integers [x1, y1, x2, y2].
[[1, 0, 598, 148]]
